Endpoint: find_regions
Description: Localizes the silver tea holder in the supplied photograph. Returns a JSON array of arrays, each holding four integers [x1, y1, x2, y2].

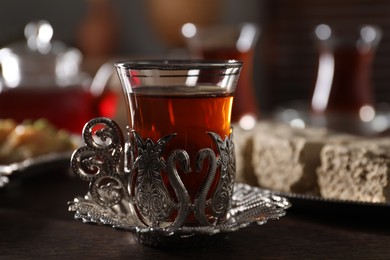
[[69, 60, 290, 248], [69, 117, 291, 248]]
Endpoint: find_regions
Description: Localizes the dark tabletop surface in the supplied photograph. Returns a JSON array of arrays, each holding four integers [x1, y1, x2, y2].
[[1, 165, 389, 259]]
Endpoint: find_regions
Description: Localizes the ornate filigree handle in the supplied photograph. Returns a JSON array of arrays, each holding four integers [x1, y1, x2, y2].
[[71, 118, 129, 208]]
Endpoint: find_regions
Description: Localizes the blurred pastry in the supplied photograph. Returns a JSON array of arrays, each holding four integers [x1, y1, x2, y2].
[[250, 122, 327, 195], [0, 119, 76, 164]]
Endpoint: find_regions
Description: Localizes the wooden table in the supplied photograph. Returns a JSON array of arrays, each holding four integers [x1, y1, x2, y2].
[[1, 168, 389, 259]]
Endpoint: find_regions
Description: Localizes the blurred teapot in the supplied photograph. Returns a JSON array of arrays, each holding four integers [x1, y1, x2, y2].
[[0, 20, 116, 133]]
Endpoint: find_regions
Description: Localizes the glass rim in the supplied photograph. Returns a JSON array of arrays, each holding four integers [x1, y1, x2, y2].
[[114, 59, 242, 70]]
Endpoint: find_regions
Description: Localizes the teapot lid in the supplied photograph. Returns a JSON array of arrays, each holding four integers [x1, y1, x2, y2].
[[0, 20, 82, 88]]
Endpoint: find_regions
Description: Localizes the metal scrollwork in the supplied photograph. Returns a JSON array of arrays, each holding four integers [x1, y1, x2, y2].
[[194, 148, 218, 225], [70, 117, 237, 231], [193, 133, 236, 225], [165, 149, 191, 229], [71, 118, 129, 208]]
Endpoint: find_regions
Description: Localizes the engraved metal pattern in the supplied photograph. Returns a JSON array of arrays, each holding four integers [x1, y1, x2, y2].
[[131, 131, 190, 229], [129, 128, 235, 229], [209, 132, 236, 222], [69, 117, 291, 247]]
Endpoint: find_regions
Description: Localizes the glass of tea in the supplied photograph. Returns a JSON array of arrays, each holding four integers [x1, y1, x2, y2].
[[310, 24, 382, 134], [115, 60, 242, 228]]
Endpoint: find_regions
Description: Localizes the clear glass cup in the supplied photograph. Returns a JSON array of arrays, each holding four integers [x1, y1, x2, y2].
[[115, 60, 242, 228], [311, 24, 382, 133]]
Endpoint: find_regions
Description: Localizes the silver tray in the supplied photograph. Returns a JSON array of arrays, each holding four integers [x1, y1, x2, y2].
[[0, 152, 72, 187], [68, 182, 291, 248], [275, 191, 390, 207], [273, 190, 390, 220]]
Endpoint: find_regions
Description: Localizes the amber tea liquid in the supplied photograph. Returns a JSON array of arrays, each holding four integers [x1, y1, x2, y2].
[[127, 86, 233, 221]]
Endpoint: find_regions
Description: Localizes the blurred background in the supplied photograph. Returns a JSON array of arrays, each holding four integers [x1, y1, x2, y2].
[[1, 0, 390, 134]]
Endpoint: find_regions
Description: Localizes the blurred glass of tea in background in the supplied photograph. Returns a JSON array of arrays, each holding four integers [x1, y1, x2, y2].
[[182, 23, 260, 128], [311, 24, 382, 133]]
